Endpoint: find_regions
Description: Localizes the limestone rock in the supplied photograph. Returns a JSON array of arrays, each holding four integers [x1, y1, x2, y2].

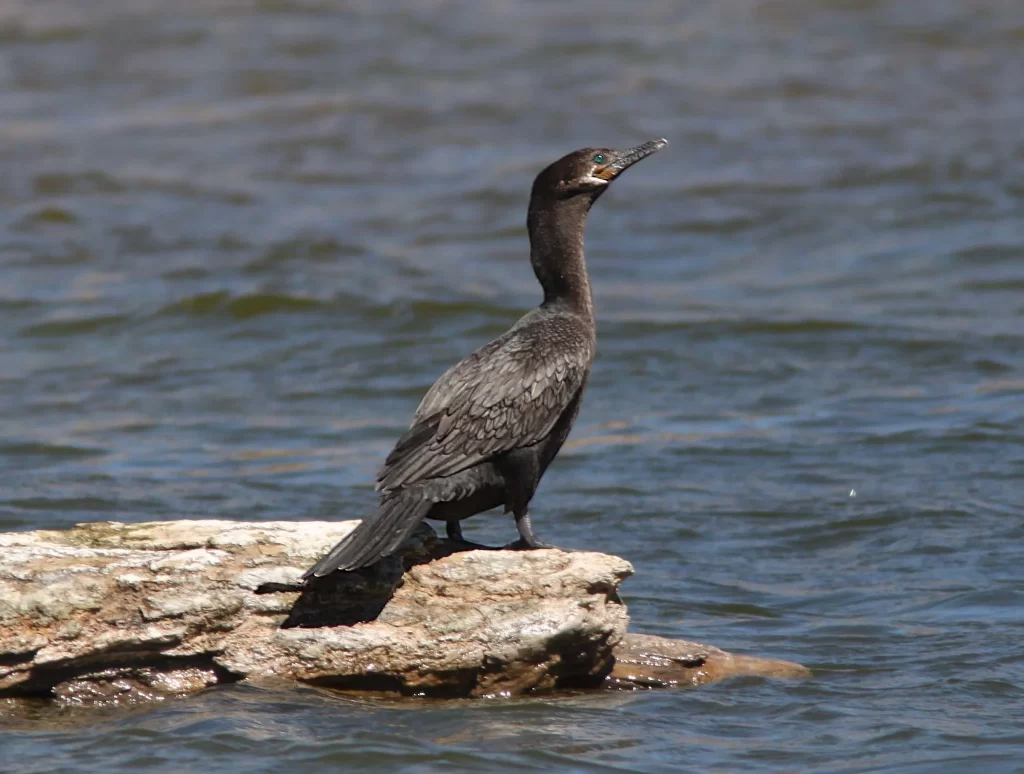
[[0, 519, 808, 706]]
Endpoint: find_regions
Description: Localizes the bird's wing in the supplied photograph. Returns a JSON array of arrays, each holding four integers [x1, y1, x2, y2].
[[376, 325, 591, 493]]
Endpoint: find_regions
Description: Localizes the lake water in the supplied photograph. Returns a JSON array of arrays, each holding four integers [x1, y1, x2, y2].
[[2, 1, 1023, 771]]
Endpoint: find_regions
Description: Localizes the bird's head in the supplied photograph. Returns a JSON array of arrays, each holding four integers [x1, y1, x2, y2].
[[532, 139, 668, 203]]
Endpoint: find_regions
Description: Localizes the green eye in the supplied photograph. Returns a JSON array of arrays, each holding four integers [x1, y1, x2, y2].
[[593, 153, 606, 164]]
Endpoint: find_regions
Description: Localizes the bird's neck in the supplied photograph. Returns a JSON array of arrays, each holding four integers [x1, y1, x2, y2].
[[527, 196, 594, 319]]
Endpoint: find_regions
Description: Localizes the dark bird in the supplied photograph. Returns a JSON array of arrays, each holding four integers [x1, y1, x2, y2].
[[304, 139, 667, 578]]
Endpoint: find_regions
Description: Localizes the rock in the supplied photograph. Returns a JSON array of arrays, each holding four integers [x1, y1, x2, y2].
[[606, 633, 810, 689], [0, 520, 808, 706]]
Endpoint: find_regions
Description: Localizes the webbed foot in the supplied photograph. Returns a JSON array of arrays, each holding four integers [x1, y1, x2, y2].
[[505, 537, 559, 550], [510, 510, 563, 551]]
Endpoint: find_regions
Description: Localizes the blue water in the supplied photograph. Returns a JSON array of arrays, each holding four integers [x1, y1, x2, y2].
[[2, 1, 1023, 771]]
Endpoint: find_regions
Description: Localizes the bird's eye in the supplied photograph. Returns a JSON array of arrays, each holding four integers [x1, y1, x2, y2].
[[593, 153, 606, 164]]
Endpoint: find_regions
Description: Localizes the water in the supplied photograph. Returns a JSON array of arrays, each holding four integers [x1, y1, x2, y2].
[[2, 0, 1023, 770]]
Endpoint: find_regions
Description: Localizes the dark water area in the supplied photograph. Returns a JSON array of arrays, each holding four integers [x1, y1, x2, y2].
[[2, 0, 1023, 770]]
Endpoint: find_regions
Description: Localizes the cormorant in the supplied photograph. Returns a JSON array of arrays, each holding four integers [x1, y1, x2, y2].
[[304, 139, 667, 578]]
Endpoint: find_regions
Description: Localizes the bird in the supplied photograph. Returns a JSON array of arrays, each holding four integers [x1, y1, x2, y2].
[[304, 139, 667, 578]]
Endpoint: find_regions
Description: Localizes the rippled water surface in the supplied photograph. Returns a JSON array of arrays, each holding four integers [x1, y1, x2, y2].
[[2, 0, 1024, 771]]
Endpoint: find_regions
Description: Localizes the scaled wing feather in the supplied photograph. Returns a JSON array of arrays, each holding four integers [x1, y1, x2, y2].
[[376, 330, 589, 493]]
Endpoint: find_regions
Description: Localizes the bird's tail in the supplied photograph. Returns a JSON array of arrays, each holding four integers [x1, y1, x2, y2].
[[302, 492, 432, 578]]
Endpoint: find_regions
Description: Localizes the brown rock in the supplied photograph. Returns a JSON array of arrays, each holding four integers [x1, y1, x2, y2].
[[0, 519, 807, 706], [606, 633, 810, 689]]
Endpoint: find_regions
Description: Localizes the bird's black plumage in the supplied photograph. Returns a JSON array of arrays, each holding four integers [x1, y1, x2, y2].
[[304, 139, 667, 578]]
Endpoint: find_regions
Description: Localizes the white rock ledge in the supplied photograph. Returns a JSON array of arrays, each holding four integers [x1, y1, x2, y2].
[[0, 520, 808, 705]]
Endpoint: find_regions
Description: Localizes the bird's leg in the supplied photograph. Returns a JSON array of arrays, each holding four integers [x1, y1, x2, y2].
[[509, 509, 556, 550], [496, 449, 554, 550], [445, 520, 496, 550]]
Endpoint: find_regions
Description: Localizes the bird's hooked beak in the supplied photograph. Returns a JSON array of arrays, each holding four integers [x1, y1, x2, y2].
[[594, 138, 668, 181]]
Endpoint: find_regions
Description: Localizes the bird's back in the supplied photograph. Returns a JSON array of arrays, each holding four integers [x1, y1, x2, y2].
[[377, 307, 595, 495]]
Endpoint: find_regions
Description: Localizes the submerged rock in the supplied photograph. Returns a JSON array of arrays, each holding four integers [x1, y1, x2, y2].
[[0, 520, 807, 706], [607, 633, 809, 689]]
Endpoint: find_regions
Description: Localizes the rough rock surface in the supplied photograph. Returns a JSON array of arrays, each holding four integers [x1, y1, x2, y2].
[[0, 520, 807, 706]]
